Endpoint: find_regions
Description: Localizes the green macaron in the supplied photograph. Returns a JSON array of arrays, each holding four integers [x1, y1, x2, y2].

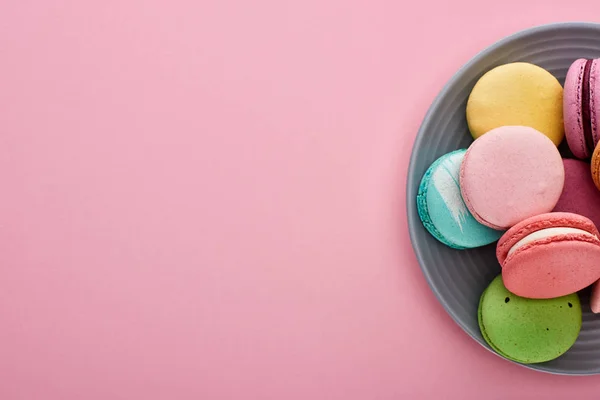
[[478, 275, 581, 364]]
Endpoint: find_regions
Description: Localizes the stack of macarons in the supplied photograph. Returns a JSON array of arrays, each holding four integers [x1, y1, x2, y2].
[[418, 60, 600, 364]]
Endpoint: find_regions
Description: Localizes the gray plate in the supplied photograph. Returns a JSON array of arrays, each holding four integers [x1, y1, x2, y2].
[[406, 22, 600, 375]]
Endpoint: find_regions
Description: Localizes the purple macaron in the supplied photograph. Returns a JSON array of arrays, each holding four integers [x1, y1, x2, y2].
[[553, 158, 600, 228], [564, 58, 600, 159]]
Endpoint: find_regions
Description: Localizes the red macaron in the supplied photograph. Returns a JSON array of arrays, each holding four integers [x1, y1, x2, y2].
[[497, 212, 600, 299], [553, 158, 600, 228]]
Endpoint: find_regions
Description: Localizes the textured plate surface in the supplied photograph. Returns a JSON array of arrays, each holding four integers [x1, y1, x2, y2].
[[407, 22, 600, 375]]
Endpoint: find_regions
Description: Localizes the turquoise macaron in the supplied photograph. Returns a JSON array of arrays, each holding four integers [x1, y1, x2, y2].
[[417, 149, 503, 249]]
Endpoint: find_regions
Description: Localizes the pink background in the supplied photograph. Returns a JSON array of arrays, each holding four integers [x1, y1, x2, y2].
[[1, 1, 600, 399]]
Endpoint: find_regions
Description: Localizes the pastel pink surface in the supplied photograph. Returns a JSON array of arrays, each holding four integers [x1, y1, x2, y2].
[[460, 126, 564, 229], [564, 58, 589, 159], [6, 1, 600, 399], [553, 159, 600, 228], [497, 212, 600, 299]]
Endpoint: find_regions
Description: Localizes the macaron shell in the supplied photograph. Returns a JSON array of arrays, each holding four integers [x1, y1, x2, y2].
[[591, 280, 600, 314], [553, 159, 600, 229], [479, 275, 581, 364], [502, 238, 600, 299], [466, 62, 564, 145], [460, 126, 564, 230], [417, 150, 503, 249], [591, 59, 600, 147], [564, 59, 589, 159], [592, 143, 600, 190]]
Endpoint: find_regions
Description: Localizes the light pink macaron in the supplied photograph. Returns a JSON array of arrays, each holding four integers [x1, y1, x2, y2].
[[459, 126, 564, 230], [564, 58, 600, 159], [497, 212, 600, 299]]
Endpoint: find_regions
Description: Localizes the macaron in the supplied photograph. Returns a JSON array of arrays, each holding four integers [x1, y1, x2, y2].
[[553, 158, 600, 228], [466, 62, 564, 145], [564, 58, 600, 159], [497, 212, 600, 299], [417, 150, 503, 249], [591, 281, 600, 313], [479, 275, 581, 364], [460, 126, 564, 230], [591, 143, 600, 190]]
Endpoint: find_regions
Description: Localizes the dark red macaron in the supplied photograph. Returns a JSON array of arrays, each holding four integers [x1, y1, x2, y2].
[[553, 158, 600, 228]]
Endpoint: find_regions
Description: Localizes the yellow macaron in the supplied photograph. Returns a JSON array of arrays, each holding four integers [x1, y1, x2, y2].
[[466, 62, 564, 146]]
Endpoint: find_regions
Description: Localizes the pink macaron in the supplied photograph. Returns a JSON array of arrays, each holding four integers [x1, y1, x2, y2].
[[459, 126, 564, 230], [497, 212, 600, 299], [553, 158, 600, 228], [564, 58, 600, 159], [591, 282, 600, 313]]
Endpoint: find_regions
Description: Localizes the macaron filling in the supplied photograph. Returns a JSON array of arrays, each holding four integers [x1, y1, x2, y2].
[[582, 59, 595, 153], [507, 227, 597, 257]]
